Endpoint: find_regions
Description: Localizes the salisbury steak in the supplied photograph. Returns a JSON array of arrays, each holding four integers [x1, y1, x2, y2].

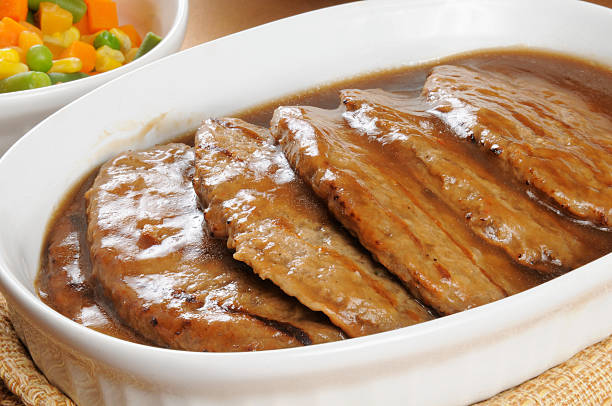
[[340, 88, 606, 273], [423, 65, 612, 226], [193, 118, 433, 337], [272, 106, 542, 315], [38, 187, 143, 344], [85, 143, 344, 351]]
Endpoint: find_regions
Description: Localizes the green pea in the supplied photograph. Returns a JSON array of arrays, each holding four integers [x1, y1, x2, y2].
[[26, 45, 53, 73], [134, 32, 162, 60], [0, 72, 51, 93], [28, 0, 87, 22], [48, 72, 89, 84], [93, 31, 121, 51]]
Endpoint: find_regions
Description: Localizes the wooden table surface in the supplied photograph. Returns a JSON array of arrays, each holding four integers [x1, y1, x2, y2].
[[180, 0, 352, 50]]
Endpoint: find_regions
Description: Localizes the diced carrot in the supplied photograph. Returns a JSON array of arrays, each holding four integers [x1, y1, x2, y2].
[[87, 0, 117, 32], [61, 40, 95, 72], [39, 2, 73, 35], [118, 24, 141, 48], [0, 0, 28, 22], [79, 29, 103, 45], [18, 30, 42, 51], [43, 40, 64, 58], [0, 17, 25, 47], [19, 21, 43, 38], [0, 22, 7, 47], [2, 17, 25, 35], [73, 10, 90, 35], [81, 0, 112, 6]]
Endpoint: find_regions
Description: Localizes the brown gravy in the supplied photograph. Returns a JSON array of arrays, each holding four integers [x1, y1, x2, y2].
[[36, 49, 612, 347]]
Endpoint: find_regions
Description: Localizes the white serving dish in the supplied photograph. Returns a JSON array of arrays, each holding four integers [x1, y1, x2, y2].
[[0, 0, 611, 405], [0, 0, 189, 157]]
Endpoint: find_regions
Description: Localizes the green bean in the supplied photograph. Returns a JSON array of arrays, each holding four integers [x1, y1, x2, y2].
[[26, 10, 35, 25], [28, 0, 87, 23], [48, 72, 89, 84], [26, 45, 53, 73], [27, 0, 42, 11], [0, 72, 51, 93], [93, 31, 121, 50], [134, 32, 162, 60]]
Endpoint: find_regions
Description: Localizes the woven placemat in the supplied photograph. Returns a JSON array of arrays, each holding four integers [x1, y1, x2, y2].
[[0, 295, 74, 406], [1, 293, 610, 405], [477, 336, 612, 405]]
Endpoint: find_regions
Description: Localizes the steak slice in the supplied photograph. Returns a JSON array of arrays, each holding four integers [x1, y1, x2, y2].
[[38, 186, 145, 344], [193, 118, 433, 337], [272, 106, 543, 315], [340, 88, 607, 273], [423, 65, 612, 227], [86, 143, 344, 352]]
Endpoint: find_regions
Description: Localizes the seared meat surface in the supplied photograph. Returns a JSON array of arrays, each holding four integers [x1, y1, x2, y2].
[[38, 51, 612, 351], [272, 106, 542, 315], [38, 191, 144, 343], [86, 143, 344, 352], [193, 118, 433, 337], [423, 65, 612, 227], [340, 88, 606, 273]]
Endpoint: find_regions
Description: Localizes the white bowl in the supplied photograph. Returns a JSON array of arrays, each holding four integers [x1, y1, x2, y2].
[[0, 0, 189, 156], [0, 0, 611, 405]]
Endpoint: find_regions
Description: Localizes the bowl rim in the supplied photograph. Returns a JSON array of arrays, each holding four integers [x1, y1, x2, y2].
[[0, 0, 610, 400], [0, 0, 189, 102], [1, 0, 611, 362]]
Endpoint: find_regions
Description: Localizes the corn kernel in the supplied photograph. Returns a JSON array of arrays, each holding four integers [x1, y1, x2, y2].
[[43, 27, 80, 48], [124, 48, 137, 64], [9, 46, 26, 63], [43, 32, 62, 47], [96, 44, 124, 62], [0, 61, 28, 79], [110, 28, 131, 54], [64, 27, 80, 47], [18, 31, 43, 51], [49, 57, 82, 73], [94, 47, 122, 72], [0, 48, 20, 63], [95, 55, 121, 72]]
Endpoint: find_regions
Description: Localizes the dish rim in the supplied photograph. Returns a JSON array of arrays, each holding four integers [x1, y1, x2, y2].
[[2, 0, 611, 363], [0, 0, 610, 401]]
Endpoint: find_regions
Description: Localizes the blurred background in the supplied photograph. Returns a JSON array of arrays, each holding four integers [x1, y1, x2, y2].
[[182, 0, 352, 49], [181, 0, 612, 50]]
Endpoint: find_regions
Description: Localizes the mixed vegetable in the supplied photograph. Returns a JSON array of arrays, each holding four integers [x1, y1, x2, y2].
[[0, 0, 162, 93]]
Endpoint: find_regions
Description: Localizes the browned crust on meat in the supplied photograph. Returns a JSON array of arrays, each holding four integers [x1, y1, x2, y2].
[[86, 143, 344, 352], [272, 106, 542, 315], [423, 65, 612, 226], [339, 88, 608, 273], [193, 118, 433, 337]]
